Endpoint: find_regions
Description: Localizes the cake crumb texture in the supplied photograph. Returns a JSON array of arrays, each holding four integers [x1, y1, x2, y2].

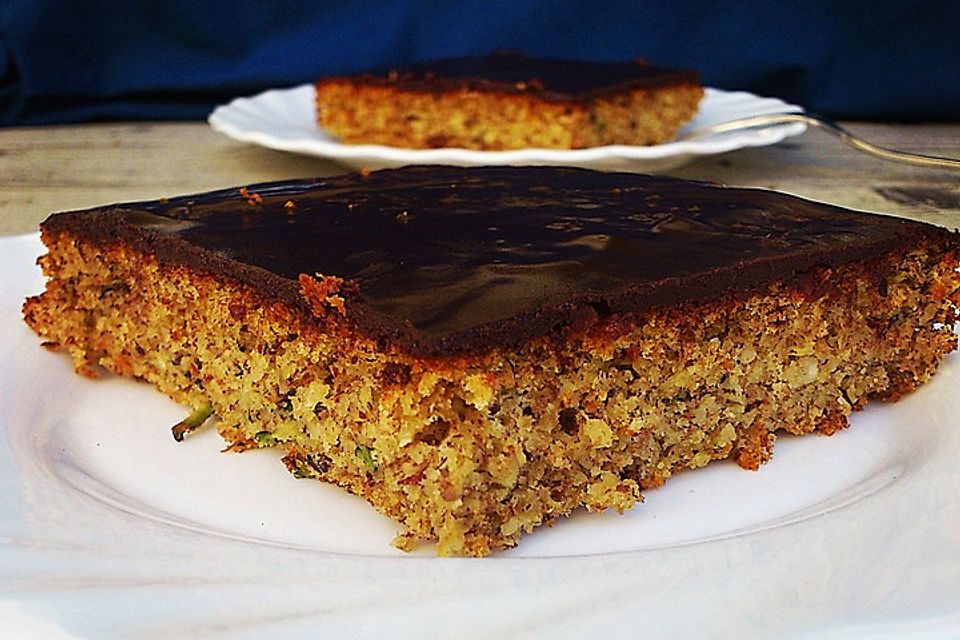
[[316, 80, 703, 150], [24, 229, 960, 555]]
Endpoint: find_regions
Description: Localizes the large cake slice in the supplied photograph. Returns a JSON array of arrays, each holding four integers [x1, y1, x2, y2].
[[23, 166, 960, 556], [315, 52, 703, 149]]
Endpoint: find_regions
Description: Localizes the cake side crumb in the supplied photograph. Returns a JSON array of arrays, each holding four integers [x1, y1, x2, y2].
[[23, 229, 960, 555], [315, 79, 703, 150]]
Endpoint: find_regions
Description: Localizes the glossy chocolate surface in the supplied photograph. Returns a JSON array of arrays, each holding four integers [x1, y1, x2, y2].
[[45, 166, 951, 356], [353, 52, 699, 99]]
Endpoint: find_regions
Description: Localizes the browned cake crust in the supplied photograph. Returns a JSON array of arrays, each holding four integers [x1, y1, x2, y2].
[[22, 167, 960, 556], [315, 53, 704, 150]]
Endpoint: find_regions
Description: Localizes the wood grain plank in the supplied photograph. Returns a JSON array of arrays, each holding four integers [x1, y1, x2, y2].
[[1, 121, 958, 236]]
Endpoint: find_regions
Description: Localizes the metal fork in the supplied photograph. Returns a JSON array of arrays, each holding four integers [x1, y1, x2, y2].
[[680, 112, 960, 171]]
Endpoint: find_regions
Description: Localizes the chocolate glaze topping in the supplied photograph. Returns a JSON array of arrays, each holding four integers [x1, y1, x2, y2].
[[44, 166, 955, 357], [350, 52, 699, 101]]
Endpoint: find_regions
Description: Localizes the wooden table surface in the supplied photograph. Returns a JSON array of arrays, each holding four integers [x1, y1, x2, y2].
[[1, 121, 958, 237]]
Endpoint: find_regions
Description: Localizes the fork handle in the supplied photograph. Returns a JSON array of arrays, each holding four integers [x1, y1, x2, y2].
[[706, 113, 960, 172]]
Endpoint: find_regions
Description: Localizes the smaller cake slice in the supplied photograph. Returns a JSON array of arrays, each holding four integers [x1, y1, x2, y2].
[[314, 52, 704, 150]]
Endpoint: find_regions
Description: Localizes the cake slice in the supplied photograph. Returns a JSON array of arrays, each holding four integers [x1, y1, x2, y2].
[[23, 166, 960, 556], [314, 52, 703, 149]]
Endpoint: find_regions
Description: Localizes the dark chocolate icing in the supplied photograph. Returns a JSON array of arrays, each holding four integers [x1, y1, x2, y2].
[[350, 52, 699, 100], [43, 166, 956, 356]]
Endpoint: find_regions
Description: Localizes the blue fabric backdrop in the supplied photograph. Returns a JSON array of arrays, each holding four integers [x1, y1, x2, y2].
[[0, 0, 957, 125]]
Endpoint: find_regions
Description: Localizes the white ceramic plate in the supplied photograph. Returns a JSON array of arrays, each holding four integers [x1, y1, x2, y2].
[[2, 233, 959, 638], [208, 85, 805, 172]]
